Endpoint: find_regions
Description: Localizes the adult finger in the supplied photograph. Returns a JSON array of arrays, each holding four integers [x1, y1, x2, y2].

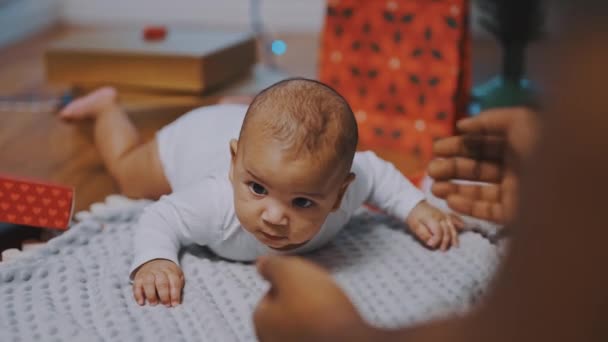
[[431, 182, 501, 202], [433, 135, 505, 161], [428, 158, 503, 183], [446, 195, 505, 224], [254, 256, 321, 329], [253, 294, 280, 342], [256, 256, 312, 293], [456, 109, 519, 135]]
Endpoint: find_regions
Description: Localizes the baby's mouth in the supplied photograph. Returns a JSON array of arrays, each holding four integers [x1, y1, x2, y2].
[[259, 230, 287, 242]]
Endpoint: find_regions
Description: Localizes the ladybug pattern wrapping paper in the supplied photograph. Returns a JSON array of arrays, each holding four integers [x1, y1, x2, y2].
[[319, 0, 471, 183]]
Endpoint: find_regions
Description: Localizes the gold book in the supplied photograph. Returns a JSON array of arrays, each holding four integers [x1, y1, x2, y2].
[[45, 30, 257, 93]]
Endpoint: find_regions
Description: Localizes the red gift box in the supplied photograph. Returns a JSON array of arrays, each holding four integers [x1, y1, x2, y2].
[[0, 175, 75, 230], [319, 0, 471, 184]]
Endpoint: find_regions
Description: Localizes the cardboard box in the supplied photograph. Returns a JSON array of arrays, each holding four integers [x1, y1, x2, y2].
[[46, 30, 257, 93]]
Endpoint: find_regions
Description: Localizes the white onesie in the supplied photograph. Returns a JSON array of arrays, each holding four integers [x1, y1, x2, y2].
[[130, 104, 425, 276]]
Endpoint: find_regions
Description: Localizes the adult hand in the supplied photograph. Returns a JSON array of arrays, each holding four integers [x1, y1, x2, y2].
[[253, 256, 381, 342], [428, 108, 540, 223]]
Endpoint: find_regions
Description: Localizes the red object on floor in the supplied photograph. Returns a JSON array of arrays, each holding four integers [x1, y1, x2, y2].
[[318, 0, 471, 185], [0, 175, 74, 230], [143, 26, 168, 41]]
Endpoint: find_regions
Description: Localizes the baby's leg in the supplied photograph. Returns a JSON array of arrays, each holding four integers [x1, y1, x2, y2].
[[59, 87, 171, 199]]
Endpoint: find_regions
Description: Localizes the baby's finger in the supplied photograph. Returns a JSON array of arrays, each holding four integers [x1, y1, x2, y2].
[[440, 221, 451, 251], [142, 273, 159, 305], [168, 271, 185, 307], [450, 214, 466, 230], [154, 272, 171, 306], [411, 221, 432, 245], [133, 279, 144, 306], [447, 219, 459, 248], [421, 217, 441, 248]]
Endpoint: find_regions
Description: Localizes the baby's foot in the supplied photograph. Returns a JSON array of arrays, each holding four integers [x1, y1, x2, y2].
[[58, 86, 118, 121]]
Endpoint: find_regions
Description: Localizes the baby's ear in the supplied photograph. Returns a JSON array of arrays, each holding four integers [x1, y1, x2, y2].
[[229, 139, 238, 159], [332, 172, 356, 211], [229, 139, 238, 182]]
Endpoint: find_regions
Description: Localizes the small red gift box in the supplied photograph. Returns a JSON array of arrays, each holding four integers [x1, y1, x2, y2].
[[0, 175, 75, 230]]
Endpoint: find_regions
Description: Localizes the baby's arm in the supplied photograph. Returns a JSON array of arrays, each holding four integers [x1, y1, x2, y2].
[[130, 178, 228, 306], [354, 151, 463, 249], [130, 201, 193, 307], [354, 151, 426, 219]]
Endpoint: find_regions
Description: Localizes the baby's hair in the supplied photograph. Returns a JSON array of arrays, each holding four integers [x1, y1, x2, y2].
[[239, 77, 358, 172]]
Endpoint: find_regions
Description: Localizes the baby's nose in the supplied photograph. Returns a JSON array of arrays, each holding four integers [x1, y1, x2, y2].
[[261, 203, 288, 226]]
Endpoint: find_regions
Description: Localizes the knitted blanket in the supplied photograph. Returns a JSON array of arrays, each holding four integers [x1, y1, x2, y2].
[[0, 195, 503, 341]]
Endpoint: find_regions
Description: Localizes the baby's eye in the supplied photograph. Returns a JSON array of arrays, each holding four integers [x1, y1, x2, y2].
[[292, 197, 314, 208], [249, 182, 268, 196]]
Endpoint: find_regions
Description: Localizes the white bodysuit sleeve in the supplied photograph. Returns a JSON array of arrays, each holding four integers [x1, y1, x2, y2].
[[129, 178, 230, 278], [353, 151, 426, 221]]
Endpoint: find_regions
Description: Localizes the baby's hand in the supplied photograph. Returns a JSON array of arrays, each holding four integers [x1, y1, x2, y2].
[[406, 201, 465, 251], [132, 259, 185, 307]]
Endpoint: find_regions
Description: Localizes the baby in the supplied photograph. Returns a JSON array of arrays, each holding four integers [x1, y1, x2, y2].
[[59, 78, 463, 308]]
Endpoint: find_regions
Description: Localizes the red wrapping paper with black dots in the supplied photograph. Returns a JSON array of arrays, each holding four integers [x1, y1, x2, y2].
[[319, 0, 471, 184], [0, 175, 75, 230]]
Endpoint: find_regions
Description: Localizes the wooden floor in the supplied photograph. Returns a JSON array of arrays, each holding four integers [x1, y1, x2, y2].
[[0, 24, 546, 213]]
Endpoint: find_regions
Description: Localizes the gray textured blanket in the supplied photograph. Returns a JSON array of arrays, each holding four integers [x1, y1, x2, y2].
[[0, 195, 502, 341]]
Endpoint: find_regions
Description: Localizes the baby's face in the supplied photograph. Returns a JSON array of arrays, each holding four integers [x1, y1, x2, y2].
[[229, 137, 353, 250]]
